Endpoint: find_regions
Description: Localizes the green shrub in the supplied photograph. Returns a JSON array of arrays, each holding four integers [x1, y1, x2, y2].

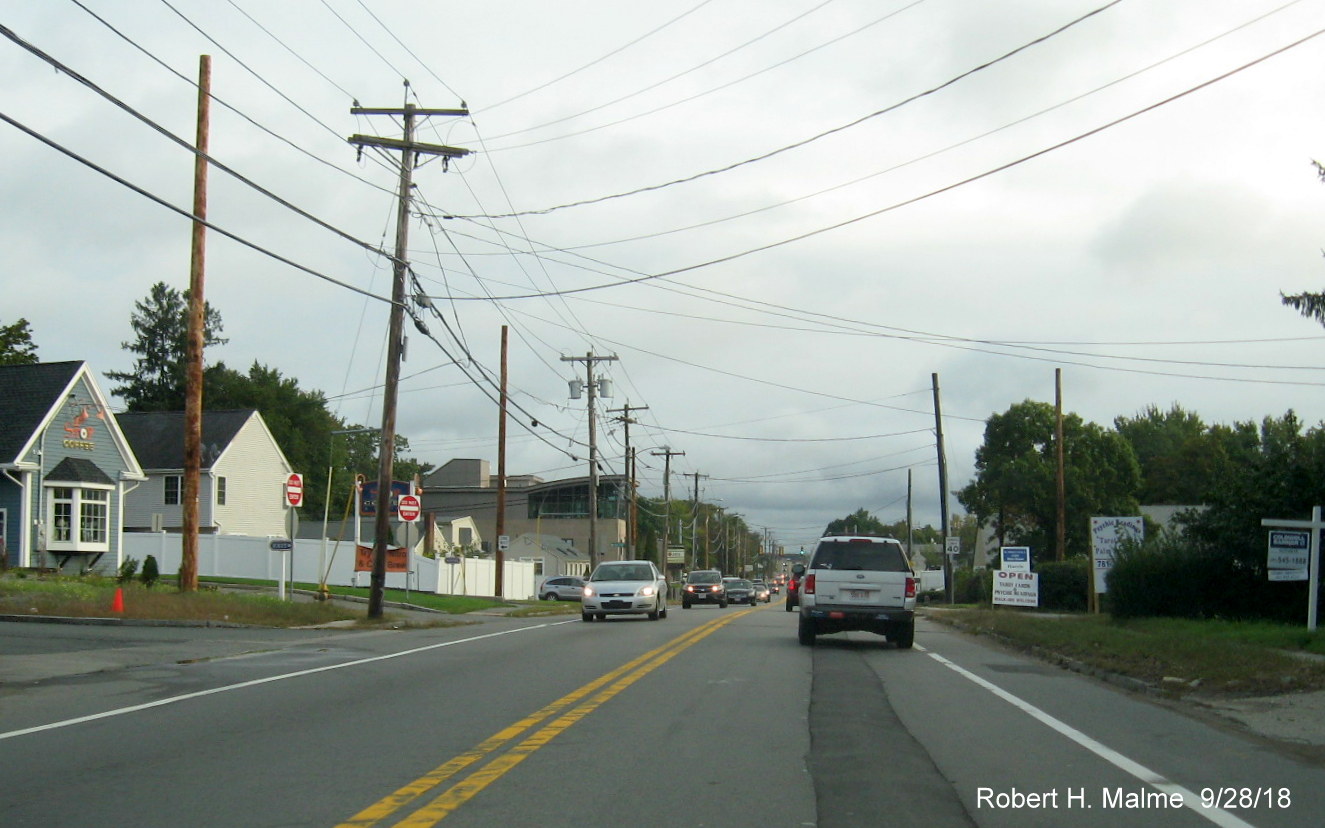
[[954, 568, 992, 605], [1107, 531, 1307, 621], [140, 555, 160, 588], [118, 557, 140, 583], [1037, 559, 1088, 612]]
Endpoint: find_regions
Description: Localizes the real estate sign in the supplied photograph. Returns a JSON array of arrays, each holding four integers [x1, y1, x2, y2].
[[1090, 516, 1144, 594], [1268, 530, 1309, 581]]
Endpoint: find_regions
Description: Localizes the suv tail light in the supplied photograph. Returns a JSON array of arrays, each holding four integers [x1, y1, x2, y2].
[[905, 577, 917, 598], [803, 574, 815, 595]]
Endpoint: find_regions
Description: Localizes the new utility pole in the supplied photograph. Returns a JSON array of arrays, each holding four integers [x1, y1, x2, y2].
[[350, 95, 469, 619], [608, 403, 648, 556], [932, 373, 953, 604], [563, 352, 618, 568], [651, 447, 685, 573]]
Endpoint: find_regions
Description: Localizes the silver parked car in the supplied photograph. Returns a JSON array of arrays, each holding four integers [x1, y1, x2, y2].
[[538, 576, 586, 601], [582, 560, 668, 621]]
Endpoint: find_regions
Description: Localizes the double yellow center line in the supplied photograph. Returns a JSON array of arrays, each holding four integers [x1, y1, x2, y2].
[[337, 608, 752, 827]]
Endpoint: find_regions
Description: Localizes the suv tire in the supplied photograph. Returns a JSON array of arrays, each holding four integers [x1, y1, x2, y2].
[[891, 620, 915, 649], [797, 615, 816, 646]]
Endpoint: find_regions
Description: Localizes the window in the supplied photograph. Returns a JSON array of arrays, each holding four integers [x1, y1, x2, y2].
[[164, 475, 181, 505], [215, 476, 227, 506], [46, 486, 110, 551], [51, 487, 73, 542], [81, 489, 107, 543]]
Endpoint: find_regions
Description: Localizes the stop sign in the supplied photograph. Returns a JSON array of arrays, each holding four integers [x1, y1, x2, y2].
[[397, 494, 421, 522], [285, 473, 304, 507]]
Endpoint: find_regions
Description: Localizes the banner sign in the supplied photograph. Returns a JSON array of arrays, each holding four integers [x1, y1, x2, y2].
[[1091, 517, 1144, 594], [354, 544, 409, 573]]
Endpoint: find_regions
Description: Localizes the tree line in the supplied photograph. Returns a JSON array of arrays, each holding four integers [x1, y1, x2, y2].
[[3, 283, 429, 516]]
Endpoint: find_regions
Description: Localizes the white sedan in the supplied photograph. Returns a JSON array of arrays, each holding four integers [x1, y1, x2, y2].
[[581, 560, 668, 621]]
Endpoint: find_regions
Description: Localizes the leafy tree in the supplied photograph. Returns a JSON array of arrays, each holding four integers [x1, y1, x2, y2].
[[0, 318, 39, 365], [1280, 160, 1325, 324], [1114, 404, 1230, 504], [957, 400, 1141, 559], [205, 360, 431, 516], [107, 282, 226, 410], [824, 508, 889, 537]]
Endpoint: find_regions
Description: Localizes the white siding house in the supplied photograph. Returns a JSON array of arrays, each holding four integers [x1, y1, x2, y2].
[[117, 410, 293, 538]]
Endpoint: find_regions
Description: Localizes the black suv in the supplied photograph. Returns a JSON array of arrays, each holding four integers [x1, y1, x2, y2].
[[682, 570, 727, 608]]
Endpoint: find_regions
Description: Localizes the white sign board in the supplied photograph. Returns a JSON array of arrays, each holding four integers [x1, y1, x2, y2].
[[498, 534, 511, 552], [993, 570, 1039, 607], [1268, 530, 1309, 581], [1000, 546, 1030, 573], [1090, 517, 1144, 594], [945, 536, 961, 557]]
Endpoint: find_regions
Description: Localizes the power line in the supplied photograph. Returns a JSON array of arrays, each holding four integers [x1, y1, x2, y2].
[[451, 0, 1122, 218], [0, 109, 391, 304]]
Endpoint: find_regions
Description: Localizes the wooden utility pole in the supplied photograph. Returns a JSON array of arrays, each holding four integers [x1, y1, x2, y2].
[[608, 403, 647, 555], [181, 54, 211, 593], [562, 352, 618, 568], [495, 326, 509, 597], [684, 471, 707, 570], [651, 447, 685, 572], [349, 97, 469, 618], [932, 373, 953, 603], [1055, 369, 1067, 562]]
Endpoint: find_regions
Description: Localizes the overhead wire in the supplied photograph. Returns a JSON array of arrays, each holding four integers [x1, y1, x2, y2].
[[422, 25, 1325, 312], [449, 0, 1123, 218]]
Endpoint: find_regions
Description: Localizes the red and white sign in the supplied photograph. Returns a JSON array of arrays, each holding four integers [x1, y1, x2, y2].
[[397, 493, 421, 522], [285, 473, 304, 508]]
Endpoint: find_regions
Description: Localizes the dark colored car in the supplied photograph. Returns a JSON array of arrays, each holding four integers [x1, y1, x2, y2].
[[723, 577, 758, 605], [682, 570, 727, 609], [785, 574, 799, 611]]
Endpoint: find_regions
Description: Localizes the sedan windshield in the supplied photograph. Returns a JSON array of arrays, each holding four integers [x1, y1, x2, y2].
[[592, 565, 653, 582]]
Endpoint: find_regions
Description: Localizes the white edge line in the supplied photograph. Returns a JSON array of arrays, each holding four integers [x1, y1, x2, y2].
[[1, 621, 574, 742], [915, 644, 1256, 828]]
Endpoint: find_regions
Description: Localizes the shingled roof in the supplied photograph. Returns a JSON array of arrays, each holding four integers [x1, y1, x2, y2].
[[116, 410, 255, 470], [0, 361, 82, 464]]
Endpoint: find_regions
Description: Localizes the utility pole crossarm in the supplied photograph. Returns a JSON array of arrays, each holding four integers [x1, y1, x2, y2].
[[351, 107, 469, 117], [347, 134, 470, 159]]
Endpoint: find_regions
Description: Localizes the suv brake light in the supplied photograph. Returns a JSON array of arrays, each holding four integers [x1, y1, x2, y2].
[[905, 577, 917, 598], [803, 574, 815, 595]]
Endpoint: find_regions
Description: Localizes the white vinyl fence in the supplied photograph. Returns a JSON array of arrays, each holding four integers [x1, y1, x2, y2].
[[121, 533, 536, 600]]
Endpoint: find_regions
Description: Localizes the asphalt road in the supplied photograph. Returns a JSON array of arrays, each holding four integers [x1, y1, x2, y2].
[[2, 603, 1322, 827]]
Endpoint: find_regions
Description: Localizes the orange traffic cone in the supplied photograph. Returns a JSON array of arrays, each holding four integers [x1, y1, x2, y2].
[[111, 588, 124, 613]]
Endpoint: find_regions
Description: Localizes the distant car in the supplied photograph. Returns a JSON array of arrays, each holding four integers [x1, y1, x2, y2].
[[582, 560, 668, 622], [723, 577, 758, 605], [538, 576, 585, 601], [751, 580, 772, 603], [785, 574, 799, 611], [682, 569, 727, 609]]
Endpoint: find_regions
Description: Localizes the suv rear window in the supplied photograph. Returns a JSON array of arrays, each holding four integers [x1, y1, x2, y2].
[[810, 538, 911, 572]]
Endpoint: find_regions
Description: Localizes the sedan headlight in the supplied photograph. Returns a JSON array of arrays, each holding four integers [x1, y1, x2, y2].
[[639, 585, 656, 597], [583, 586, 595, 597]]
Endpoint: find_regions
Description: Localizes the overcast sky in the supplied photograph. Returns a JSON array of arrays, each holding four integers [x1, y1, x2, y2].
[[5, 0, 1325, 552]]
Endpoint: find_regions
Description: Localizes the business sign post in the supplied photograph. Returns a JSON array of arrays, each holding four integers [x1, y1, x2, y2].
[[1000, 546, 1030, 573], [992, 570, 1039, 607], [1090, 516, 1144, 613]]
